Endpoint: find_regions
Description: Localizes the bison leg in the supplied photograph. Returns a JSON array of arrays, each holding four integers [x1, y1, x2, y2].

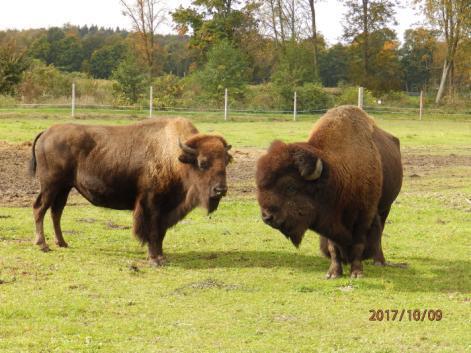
[[350, 243, 365, 278], [325, 240, 343, 279], [350, 221, 370, 278], [369, 215, 386, 266], [319, 236, 329, 257], [51, 188, 71, 248], [133, 197, 167, 266], [33, 190, 56, 252], [147, 227, 167, 267]]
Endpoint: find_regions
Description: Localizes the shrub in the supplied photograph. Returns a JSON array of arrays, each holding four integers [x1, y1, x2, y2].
[[296, 83, 334, 112], [197, 40, 249, 100], [335, 86, 375, 106], [111, 55, 146, 104], [243, 84, 284, 111], [18, 60, 72, 102], [0, 95, 17, 107], [152, 74, 183, 109]]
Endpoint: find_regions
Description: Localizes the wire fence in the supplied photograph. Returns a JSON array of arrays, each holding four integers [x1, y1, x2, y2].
[[1, 86, 470, 119]]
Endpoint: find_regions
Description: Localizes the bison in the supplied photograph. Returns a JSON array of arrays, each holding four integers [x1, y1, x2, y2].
[[256, 105, 402, 278], [30, 118, 232, 266]]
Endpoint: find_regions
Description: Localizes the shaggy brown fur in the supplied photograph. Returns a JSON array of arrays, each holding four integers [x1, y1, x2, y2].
[[30, 118, 232, 266], [256, 105, 402, 278]]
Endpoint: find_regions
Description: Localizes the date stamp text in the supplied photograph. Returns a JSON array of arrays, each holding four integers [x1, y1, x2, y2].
[[369, 309, 443, 322]]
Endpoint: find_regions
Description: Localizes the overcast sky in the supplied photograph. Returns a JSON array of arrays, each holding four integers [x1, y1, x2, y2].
[[0, 0, 423, 44]]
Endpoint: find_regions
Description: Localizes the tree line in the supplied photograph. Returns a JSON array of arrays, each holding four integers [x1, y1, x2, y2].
[[0, 0, 469, 107]]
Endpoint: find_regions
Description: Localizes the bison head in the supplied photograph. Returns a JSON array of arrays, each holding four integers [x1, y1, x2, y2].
[[178, 135, 232, 213], [256, 140, 325, 247]]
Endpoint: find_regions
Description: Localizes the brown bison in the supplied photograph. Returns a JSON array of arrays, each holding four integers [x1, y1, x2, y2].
[[30, 118, 232, 266], [256, 105, 402, 278]]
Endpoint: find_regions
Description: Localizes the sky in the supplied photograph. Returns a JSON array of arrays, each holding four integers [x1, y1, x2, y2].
[[0, 0, 424, 44]]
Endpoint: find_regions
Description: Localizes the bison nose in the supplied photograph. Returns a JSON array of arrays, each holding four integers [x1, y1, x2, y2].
[[262, 211, 274, 224], [211, 185, 227, 198]]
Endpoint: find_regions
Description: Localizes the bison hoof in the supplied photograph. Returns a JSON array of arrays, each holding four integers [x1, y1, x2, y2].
[[373, 260, 386, 267], [325, 268, 343, 279], [149, 256, 166, 267], [38, 244, 51, 252], [350, 270, 363, 278], [55, 241, 68, 248]]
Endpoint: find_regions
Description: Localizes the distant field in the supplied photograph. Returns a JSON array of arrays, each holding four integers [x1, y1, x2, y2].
[[0, 109, 470, 352], [0, 108, 470, 152]]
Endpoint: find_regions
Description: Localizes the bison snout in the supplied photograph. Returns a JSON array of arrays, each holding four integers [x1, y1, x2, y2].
[[262, 210, 284, 229], [262, 211, 274, 224], [211, 185, 227, 198]]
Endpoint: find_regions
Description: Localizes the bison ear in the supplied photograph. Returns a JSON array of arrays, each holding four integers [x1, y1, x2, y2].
[[292, 147, 323, 181], [178, 153, 197, 165]]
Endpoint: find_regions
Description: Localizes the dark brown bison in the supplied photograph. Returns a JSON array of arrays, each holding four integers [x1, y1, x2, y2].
[[256, 105, 402, 278], [30, 118, 232, 266]]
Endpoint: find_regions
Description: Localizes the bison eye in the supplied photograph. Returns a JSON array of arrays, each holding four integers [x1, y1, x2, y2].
[[198, 160, 210, 170], [286, 184, 297, 195]]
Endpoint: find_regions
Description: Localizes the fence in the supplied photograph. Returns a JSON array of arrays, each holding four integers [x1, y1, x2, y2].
[[3, 85, 470, 120]]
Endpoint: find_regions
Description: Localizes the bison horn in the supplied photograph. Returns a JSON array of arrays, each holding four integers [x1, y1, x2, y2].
[[179, 139, 197, 155], [225, 144, 232, 151], [304, 158, 323, 180]]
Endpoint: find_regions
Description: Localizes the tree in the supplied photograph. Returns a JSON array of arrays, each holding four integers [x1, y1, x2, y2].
[[120, 0, 167, 77], [319, 44, 349, 86], [18, 60, 72, 102], [400, 28, 438, 91], [29, 27, 84, 72], [172, 0, 247, 56], [342, 0, 398, 85], [197, 40, 249, 99], [347, 28, 403, 94], [89, 43, 128, 79], [414, 0, 470, 103], [307, 0, 319, 78], [271, 41, 317, 102], [112, 54, 146, 103], [0, 41, 29, 95]]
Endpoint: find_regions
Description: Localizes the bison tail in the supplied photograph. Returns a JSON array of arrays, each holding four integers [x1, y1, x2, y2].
[[29, 131, 44, 177]]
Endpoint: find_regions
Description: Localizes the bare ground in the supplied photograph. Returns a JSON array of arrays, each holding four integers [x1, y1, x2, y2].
[[0, 141, 470, 207]]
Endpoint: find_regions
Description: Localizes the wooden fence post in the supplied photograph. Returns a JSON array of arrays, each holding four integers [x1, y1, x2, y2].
[[224, 88, 228, 121], [71, 82, 75, 117], [358, 86, 364, 109], [419, 90, 424, 120]]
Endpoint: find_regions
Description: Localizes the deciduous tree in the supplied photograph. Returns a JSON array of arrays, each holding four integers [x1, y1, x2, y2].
[[120, 0, 167, 77], [414, 0, 470, 103], [342, 0, 398, 85]]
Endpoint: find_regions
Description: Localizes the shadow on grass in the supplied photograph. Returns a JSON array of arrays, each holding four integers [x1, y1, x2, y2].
[[98, 248, 470, 293], [382, 256, 471, 294]]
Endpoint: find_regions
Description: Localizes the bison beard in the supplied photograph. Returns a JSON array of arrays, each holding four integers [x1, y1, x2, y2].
[[30, 118, 232, 266], [256, 105, 402, 278]]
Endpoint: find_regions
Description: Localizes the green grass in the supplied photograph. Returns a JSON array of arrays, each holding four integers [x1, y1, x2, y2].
[[0, 110, 470, 352], [0, 109, 470, 151]]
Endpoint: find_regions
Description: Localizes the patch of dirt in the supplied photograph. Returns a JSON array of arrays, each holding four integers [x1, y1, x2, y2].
[[1, 141, 470, 207], [173, 278, 241, 295], [226, 148, 264, 197], [106, 221, 131, 230], [0, 141, 39, 206], [402, 152, 471, 176], [77, 218, 98, 224]]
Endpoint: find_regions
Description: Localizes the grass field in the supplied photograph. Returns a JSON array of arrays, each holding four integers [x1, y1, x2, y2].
[[0, 109, 470, 352]]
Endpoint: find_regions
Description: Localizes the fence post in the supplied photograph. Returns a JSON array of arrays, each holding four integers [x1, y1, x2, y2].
[[224, 88, 228, 121], [71, 82, 75, 117], [358, 86, 364, 109], [149, 86, 153, 118], [293, 91, 297, 121], [419, 90, 424, 120]]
